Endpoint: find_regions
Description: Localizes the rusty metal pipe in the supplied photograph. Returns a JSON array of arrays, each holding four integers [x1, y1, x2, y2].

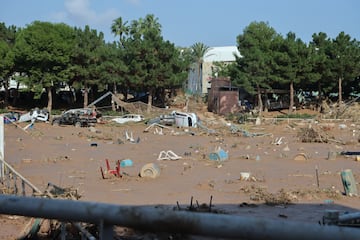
[[0, 195, 360, 240]]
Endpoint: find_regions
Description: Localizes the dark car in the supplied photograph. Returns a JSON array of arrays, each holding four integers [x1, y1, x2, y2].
[[51, 112, 97, 127]]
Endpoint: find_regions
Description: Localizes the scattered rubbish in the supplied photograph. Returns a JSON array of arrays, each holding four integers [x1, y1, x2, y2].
[[293, 153, 308, 161], [297, 125, 336, 143], [255, 155, 260, 161], [341, 169, 358, 196], [111, 114, 144, 124], [197, 121, 216, 134], [120, 159, 133, 167], [184, 152, 192, 157], [100, 159, 121, 179], [125, 130, 140, 143], [175, 196, 222, 213], [139, 163, 161, 178], [282, 145, 290, 151], [23, 122, 35, 131], [338, 124, 347, 129], [44, 182, 81, 200], [240, 172, 251, 181], [229, 124, 269, 137], [90, 143, 98, 147], [154, 127, 164, 135], [147, 113, 176, 126], [209, 147, 228, 162], [340, 151, 360, 156], [272, 137, 284, 145], [327, 151, 337, 160], [144, 122, 174, 133], [157, 150, 182, 161]]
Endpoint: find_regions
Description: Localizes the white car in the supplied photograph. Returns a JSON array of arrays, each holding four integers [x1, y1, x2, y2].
[[112, 114, 144, 124], [18, 108, 49, 123]]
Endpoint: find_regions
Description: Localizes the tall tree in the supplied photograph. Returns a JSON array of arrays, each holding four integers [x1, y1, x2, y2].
[[97, 42, 128, 110], [70, 25, 105, 107], [0, 23, 17, 108], [272, 32, 310, 112], [330, 32, 360, 103], [14, 21, 75, 112], [308, 32, 333, 101], [230, 21, 278, 115], [111, 17, 129, 46], [123, 14, 186, 112]]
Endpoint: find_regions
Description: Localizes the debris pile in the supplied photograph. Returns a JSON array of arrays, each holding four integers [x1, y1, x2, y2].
[[297, 125, 333, 143]]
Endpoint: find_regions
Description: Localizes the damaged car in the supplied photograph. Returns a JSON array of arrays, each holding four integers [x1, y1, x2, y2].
[[51, 111, 97, 127]]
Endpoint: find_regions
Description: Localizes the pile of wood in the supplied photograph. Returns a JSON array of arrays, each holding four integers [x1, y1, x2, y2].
[[297, 125, 331, 143]]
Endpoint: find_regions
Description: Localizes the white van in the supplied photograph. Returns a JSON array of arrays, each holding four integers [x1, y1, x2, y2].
[[172, 111, 198, 127]]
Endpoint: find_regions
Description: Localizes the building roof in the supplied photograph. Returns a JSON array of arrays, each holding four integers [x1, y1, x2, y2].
[[204, 46, 241, 62]]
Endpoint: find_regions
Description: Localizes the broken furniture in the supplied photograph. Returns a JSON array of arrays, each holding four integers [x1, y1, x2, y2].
[[100, 159, 121, 179], [157, 150, 182, 161]]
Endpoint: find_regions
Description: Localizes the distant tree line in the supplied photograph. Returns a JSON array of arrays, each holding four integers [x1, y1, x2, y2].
[[0, 18, 359, 114], [0, 15, 192, 113], [227, 21, 360, 114]]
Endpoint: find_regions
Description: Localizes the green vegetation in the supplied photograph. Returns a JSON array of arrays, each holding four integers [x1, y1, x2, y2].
[[0, 18, 359, 113]]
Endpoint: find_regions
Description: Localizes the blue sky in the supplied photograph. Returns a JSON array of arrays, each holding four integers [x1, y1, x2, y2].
[[1, 0, 359, 47]]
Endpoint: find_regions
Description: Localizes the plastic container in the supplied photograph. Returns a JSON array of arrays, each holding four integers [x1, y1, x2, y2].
[[140, 163, 161, 178], [341, 169, 358, 196], [120, 159, 133, 167], [209, 148, 228, 161]]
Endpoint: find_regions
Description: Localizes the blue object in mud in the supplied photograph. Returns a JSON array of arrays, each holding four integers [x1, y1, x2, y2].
[[209, 148, 228, 161], [120, 159, 133, 167]]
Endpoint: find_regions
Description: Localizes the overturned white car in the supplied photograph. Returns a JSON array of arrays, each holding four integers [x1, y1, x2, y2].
[[18, 108, 49, 123]]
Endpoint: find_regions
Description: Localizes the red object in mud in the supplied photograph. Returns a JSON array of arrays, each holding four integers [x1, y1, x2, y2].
[[100, 159, 121, 179]]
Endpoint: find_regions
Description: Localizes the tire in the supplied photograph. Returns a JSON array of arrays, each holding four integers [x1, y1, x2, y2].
[[74, 121, 82, 128]]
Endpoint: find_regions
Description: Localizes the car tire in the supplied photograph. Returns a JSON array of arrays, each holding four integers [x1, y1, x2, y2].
[[74, 121, 82, 128]]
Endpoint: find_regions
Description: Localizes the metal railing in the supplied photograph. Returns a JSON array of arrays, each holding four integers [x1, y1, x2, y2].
[[1, 195, 360, 240]]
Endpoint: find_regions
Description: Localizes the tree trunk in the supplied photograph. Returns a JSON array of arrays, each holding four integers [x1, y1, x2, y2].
[[4, 77, 9, 109], [257, 85, 263, 117], [112, 82, 117, 111], [147, 89, 153, 114], [47, 87, 53, 113], [12, 81, 20, 106], [338, 77, 343, 104], [289, 81, 294, 113], [83, 87, 89, 108]]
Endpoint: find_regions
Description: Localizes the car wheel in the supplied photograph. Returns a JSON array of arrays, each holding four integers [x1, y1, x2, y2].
[[52, 120, 60, 126], [74, 121, 82, 128]]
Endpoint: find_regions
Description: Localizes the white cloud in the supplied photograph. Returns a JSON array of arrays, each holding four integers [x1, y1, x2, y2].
[[58, 0, 119, 26]]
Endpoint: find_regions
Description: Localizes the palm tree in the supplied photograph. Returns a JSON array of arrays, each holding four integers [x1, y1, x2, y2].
[[190, 42, 211, 96], [111, 17, 129, 46]]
